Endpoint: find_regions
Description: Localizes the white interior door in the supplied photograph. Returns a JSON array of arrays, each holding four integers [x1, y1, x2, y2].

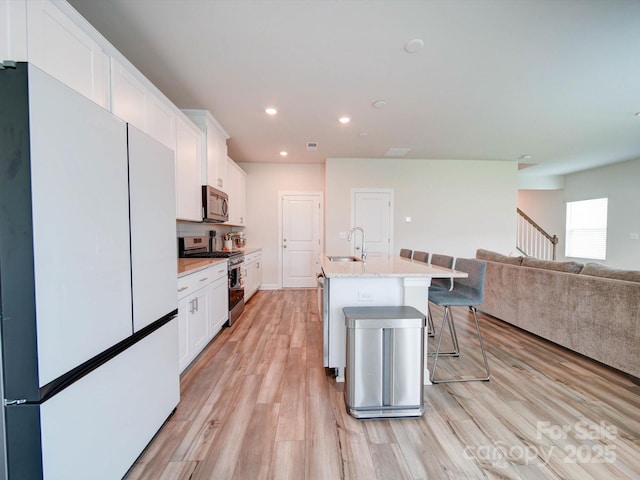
[[282, 194, 322, 288], [352, 190, 393, 256]]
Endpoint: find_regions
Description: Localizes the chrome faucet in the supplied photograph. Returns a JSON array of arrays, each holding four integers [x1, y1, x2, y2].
[[348, 227, 366, 259]]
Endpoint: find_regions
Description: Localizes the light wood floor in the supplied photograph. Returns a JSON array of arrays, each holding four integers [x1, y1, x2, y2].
[[126, 289, 640, 479]]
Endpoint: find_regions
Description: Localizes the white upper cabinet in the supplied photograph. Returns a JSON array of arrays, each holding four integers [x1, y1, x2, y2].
[[0, 0, 28, 61], [146, 93, 176, 150], [111, 60, 146, 128], [26, 0, 110, 109], [111, 59, 176, 150], [175, 115, 203, 222], [226, 158, 246, 226], [183, 109, 229, 192]]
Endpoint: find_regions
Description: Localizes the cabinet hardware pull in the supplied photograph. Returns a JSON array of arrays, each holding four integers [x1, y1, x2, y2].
[[199, 277, 209, 282], [178, 286, 188, 292]]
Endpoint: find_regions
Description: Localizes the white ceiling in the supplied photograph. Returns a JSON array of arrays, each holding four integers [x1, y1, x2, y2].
[[67, 0, 640, 177]]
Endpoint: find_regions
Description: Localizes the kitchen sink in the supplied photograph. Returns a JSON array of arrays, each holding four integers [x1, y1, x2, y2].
[[327, 255, 363, 262]]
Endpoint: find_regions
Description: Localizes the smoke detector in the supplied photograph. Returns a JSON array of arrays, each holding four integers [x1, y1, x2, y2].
[[306, 142, 319, 152]]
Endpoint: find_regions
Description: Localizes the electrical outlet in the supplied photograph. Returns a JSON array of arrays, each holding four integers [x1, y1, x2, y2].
[[358, 291, 373, 302]]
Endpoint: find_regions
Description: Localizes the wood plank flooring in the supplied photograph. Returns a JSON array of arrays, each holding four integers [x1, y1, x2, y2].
[[125, 289, 640, 479]]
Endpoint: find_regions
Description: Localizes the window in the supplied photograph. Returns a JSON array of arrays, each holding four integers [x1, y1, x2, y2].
[[565, 198, 608, 260]]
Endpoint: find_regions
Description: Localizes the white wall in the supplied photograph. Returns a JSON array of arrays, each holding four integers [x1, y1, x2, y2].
[[239, 162, 325, 288], [325, 158, 518, 259], [517, 157, 640, 269]]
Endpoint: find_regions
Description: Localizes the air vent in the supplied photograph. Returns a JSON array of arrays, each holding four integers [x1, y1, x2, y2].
[[384, 148, 411, 157], [306, 142, 318, 152]]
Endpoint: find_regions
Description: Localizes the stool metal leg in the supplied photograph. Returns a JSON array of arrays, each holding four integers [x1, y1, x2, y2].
[[427, 302, 459, 357], [430, 306, 491, 384]]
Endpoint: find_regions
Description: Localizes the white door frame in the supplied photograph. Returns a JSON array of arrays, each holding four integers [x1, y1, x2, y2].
[[351, 188, 394, 256], [278, 191, 324, 289]]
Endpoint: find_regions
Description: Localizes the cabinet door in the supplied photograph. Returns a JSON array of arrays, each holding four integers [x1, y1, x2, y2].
[[191, 287, 209, 354], [255, 254, 262, 290], [244, 260, 255, 301], [111, 59, 146, 130], [112, 59, 176, 150], [182, 109, 229, 193], [209, 274, 229, 338], [0, 0, 27, 61], [177, 296, 191, 372], [175, 116, 203, 221], [236, 166, 246, 225], [146, 92, 176, 150], [26, 0, 110, 109], [204, 119, 219, 187], [209, 119, 228, 191], [226, 158, 246, 225]]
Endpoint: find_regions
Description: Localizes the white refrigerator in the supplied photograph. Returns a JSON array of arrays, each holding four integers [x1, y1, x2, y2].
[[0, 63, 179, 479]]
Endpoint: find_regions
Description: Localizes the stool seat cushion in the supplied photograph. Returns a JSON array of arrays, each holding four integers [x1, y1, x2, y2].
[[429, 290, 481, 307]]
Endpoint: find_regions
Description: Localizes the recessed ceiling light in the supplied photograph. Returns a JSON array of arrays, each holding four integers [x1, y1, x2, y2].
[[404, 38, 424, 53], [265, 107, 278, 115], [519, 154, 533, 160], [372, 100, 386, 109], [279, 151, 288, 156], [635, 112, 640, 117], [339, 116, 351, 124]]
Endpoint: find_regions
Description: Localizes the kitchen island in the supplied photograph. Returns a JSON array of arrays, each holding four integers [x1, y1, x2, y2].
[[320, 254, 467, 383]]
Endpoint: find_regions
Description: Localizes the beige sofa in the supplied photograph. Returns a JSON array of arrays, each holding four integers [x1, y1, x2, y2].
[[475, 249, 640, 379]]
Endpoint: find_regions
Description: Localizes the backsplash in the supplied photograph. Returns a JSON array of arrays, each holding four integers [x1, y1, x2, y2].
[[176, 222, 243, 251]]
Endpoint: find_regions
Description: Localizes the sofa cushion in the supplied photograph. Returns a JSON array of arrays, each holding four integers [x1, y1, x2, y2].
[[580, 263, 640, 283], [475, 248, 523, 265], [521, 257, 583, 274]]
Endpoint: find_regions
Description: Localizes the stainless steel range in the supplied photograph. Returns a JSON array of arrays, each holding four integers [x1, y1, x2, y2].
[[178, 235, 245, 326]]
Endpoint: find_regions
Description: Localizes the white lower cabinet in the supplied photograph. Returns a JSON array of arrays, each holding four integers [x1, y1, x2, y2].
[[177, 262, 228, 372], [209, 273, 230, 335], [244, 250, 262, 302]]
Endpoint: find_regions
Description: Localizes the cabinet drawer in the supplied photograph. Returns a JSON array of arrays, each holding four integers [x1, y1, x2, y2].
[[178, 263, 227, 299], [177, 273, 209, 299], [245, 251, 261, 263]]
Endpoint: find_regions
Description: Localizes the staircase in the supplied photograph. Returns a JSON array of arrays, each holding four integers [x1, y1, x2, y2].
[[516, 208, 558, 260]]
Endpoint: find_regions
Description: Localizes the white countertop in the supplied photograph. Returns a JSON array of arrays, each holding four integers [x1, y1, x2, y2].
[[321, 254, 468, 279], [178, 257, 228, 277], [177, 247, 262, 277]]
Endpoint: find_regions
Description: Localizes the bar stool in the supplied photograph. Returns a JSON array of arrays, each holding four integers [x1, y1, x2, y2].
[[429, 258, 490, 383], [400, 248, 413, 259], [412, 251, 429, 263], [426, 254, 454, 338]]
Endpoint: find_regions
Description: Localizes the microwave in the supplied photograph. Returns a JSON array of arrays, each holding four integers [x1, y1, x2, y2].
[[202, 185, 228, 223]]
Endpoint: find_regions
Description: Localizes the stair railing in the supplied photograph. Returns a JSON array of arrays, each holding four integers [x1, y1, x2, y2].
[[516, 208, 558, 260]]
